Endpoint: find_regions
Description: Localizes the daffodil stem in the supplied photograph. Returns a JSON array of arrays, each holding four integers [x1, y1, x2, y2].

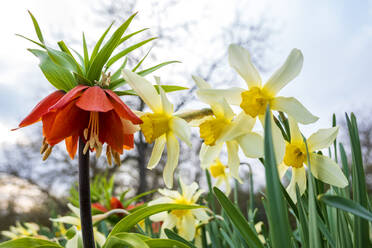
[[78, 137, 95, 248]]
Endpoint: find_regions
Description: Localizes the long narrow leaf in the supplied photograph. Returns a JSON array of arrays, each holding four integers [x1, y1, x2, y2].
[[27, 11, 44, 43]]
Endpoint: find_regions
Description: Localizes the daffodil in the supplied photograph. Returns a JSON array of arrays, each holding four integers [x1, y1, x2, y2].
[[13, 84, 142, 164], [278, 117, 348, 202], [50, 204, 108, 247], [148, 179, 209, 241], [193, 76, 263, 181], [122, 69, 191, 188], [208, 159, 232, 195], [1, 222, 47, 240], [197, 45, 318, 161]]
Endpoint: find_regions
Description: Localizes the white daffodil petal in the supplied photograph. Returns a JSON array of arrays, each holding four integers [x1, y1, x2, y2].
[[160, 214, 177, 238], [197, 88, 245, 105], [122, 69, 162, 112], [192, 209, 209, 223], [94, 229, 106, 247], [309, 153, 348, 188], [278, 162, 289, 179], [147, 135, 166, 169], [180, 213, 197, 241], [308, 127, 339, 151], [68, 203, 81, 217], [226, 141, 242, 183], [228, 44, 262, 88], [192, 189, 204, 203], [192, 75, 211, 89], [150, 212, 168, 222], [65, 231, 80, 248], [200, 143, 223, 169], [182, 181, 199, 202], [163, 133, 180, 188], [171, 117, 191, 147], [158, 189, 181, 199], [236, 132, 263, 158], [264, 49, 303, 95], [225, 176, 232, 195], [159, 87, 174, 114], [286, 167, 307, 203], [288, 116, 303, 143], [218, 112, 255, 143], [271, 96, 318, 124], [50, 216, 80, 226]]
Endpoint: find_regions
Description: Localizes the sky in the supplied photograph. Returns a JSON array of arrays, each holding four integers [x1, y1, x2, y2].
[[1, 0, 371, 143]]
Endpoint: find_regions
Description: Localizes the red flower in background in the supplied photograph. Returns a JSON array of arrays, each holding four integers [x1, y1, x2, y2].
[[13, 85, 142, 165]]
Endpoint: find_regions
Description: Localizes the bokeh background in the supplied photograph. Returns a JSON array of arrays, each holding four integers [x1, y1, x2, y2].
[[1, 0, 371, 234]]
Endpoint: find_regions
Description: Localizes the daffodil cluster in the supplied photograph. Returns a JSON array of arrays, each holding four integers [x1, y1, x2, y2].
[[125, 44, 348, 203]]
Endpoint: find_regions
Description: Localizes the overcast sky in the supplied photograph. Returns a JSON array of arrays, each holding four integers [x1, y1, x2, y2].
[[1, 0, 371, 144]]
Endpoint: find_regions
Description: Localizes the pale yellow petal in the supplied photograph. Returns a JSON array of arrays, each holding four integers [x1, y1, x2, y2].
[[192, 75, 211, 89], [170, 117, 191, 147], [159, 86, 174, 114], [278, 162, 289, 179], [228, 44, 261, 88], [199, 143, 223, 169], [197, 87, 245, 105], [122, 69, 162, 112], [147, 135, 166, 169], [271, 96, 318, 124], [287, 116, 303, 143], [67, 203, 81, 217], [50, 216, 80, 226], [191, 189, 204, 203], [158, 189, 181, 200], [226, 141, 242, 183], [163, 133, 180, 188], [236, 132, 263, 158], [224, 175, 232, 195], [309, 153, 348, 187], [263, 49, 303, 95], [94, 229, 106, 247], [286, 167, 307, 203], [308, 127, 339, 151], [217, 112, 255, 143], [192, 209, 209, 223], [150, 212, 168, 222], [179, 213, 197, 241], [181, 180, 199, 202], [160, 214, 177, 238]]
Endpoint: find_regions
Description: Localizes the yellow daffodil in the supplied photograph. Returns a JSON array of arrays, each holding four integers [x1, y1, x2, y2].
[[148, 179, 209, 241], [50, 203, 109, 247], [1, 222, 47, 240], [208, 159, 232, 195], [193, 76, 263, 182], [122, 70, 191, 188], [278, 117, 348, 202], [197, 45, 318, 161]]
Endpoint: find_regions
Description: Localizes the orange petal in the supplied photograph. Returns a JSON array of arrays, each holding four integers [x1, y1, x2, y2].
[[99, 110, 124, 154], [44, 100, 89, 146], [49, 85, 88, 111], [76, 86, 113, 112], [15, 90, 65, 129], [65, 135, 79, 159], [105, 89, 142, 124], [110, 197, 124, 209], [92, 203, 108, 212], [123, 134, 134, 150]]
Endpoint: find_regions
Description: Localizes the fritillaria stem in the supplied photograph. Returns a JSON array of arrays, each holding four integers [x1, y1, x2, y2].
[[78, 137, 95, 248]]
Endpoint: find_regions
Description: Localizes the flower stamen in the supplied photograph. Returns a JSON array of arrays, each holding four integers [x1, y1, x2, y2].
[[240, 87, 270, 118], [140, 113, 170, 144], [283, 143, 306, 168], [199, 117, 230, 146]]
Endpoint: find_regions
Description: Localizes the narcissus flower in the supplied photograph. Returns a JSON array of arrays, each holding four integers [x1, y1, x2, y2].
[[148, 179, 209, 241], [13, 84, 142, 165], [122, 69, 191, 188], [1, 222, 48, 240], [278, 117, 348, 202], [197, 45, 319, 161], [208, 159, 232, 195], [193, 76, 263, 181]]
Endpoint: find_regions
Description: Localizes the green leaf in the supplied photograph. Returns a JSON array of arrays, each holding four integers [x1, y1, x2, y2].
[[132, 47, 153, 72], [213, 187, 264, 248], [103, 232, 149, 248], [114, 85, 188, 96], [345, 113, 370, 246], [27, 11, 44, 43], [105, 37, 157, 69], [87, 13, 137, 81], [111, 57, 128, 81], [123, 189, 156, 208], [263, 107, 292, 248], [145, 239, 192, 248], [138, 61, 181, 77], [16, 34, 45, 48], [90, 21, 114, 61], [319, 194, 372, 222], [108, 203, 203, 238], [82, 33, 90, 71], [117, 28, 149, 46], [28, 49, 75, 91], [0, 238, 62, 248], [46, 47, 83, 75], [164, 229, 197, 248]]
